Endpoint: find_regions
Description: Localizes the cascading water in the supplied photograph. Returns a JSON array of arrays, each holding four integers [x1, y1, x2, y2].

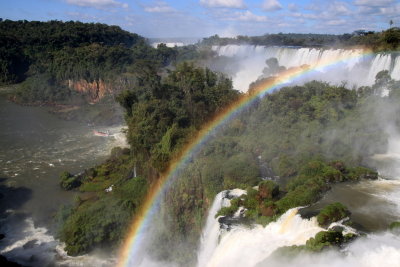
[[197, 187, 400, 267], [197, 189, 246, 267], [211, 45, 400, 92], [196, 134, 400, 267], [196, 191, 227, 267], [199, 208, 323, 267]]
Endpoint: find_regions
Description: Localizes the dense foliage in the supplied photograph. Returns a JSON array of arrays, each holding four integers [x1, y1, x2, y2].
[[0, 20, 143, 85], [216, 161, 374, 226], [271, 229, 356, 261], [0, 20, 179, 126], [317, 202, 350, 227], [57, 147, 149, 255], [118, 62, 239, 173], [59, 63, 239, 256]]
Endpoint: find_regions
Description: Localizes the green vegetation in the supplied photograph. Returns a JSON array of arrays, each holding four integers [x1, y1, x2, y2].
[[118, 62, 239, 173], [60, 171, 81, 190], [317, 203, 350, 227], [389, 221, 400, 231], [0, 20, 181, 124], [60, 176, 147, 255], [0, 20, 144, 86], [272, 230, 357, 259], [216, 161, 373, 226], [201, 29, 400, 51], [270, 231, 356, 262], [58, 63, 239, 257], [58, 147, 149, 255]]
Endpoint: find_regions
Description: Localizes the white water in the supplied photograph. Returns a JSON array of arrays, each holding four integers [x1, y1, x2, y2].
[[0, 98, 127, 267], [196, 191, 227, 267], [151, 42, 185, 48], [200, 208, 323, 267], [197, 185, 400, 267], [212, 45, 400, 92], [197, 189, 246, 267], [197, 135, 400, 267], [0, 211, 115, 267]]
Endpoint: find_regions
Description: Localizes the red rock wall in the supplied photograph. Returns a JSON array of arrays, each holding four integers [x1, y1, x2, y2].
[[67, 79, 112, 103]]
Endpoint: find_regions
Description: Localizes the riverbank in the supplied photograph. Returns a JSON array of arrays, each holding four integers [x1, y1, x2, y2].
[[0, 85, 124, 126], [0, 96, 126, 266]]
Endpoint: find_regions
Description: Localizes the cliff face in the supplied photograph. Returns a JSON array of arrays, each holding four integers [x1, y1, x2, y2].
[[67, 79, 113, 103]]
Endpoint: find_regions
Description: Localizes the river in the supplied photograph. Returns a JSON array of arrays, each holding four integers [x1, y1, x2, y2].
[[0, 96, 125, 266]]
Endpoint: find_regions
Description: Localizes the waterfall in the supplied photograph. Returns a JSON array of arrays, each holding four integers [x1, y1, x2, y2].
[[197, 190, 400, 267], [196, 191, 226, 267], [197, 189, 246, 267], [211, 45, 400, 92], [196, 123, 400, 267], [197, 204, 323, 267]]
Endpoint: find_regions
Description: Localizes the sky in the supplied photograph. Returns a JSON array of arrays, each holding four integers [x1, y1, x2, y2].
[[0, 0, 399, 38]]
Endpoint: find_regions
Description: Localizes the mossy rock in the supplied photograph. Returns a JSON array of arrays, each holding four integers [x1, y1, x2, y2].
[[215, 197, 242, 218], [305, 230, 344, 252], [260, 200, 276, 217], [347, 166, 378, 181], [60, 171, 82, 190], [215, 205, 237, 218], [317, 202, 350, 227], [258, 180, 279, 200]]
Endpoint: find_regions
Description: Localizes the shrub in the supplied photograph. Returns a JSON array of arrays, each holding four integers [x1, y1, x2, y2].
[[347, 166, 378, 181], [317, 202, 350, 227], [60, 171, 81, 190], [389, 221, 400, 231], [305, 231, 344, 252], [215, 205, 238, 218]]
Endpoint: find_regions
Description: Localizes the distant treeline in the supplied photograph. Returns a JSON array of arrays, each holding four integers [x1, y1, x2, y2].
[[200, 29, 400, 50]]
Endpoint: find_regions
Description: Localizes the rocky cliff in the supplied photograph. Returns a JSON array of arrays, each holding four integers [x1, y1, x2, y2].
[[67, 79, 113, 103]]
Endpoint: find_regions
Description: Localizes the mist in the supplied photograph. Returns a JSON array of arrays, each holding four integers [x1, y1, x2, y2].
[[205, 45, 400, 93]]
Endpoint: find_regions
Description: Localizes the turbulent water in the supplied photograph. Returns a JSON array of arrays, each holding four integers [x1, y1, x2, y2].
[[0, 97, 126, 266], [212, 45, 400, 92], [196, 150, 400, 267]]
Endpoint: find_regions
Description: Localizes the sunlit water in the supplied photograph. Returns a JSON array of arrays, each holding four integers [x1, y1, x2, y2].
[[0, 97, 126, 266]]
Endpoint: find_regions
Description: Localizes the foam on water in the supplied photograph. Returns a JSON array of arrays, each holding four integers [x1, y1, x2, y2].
[[0, 211, 115, 267], [200, 208, 322, 267]]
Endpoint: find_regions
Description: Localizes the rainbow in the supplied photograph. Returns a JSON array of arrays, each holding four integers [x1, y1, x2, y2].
[[117, 48, 375, 266]]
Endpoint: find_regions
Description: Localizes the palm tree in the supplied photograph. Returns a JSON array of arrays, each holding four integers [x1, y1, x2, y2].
[[390, 20, 394, 28]]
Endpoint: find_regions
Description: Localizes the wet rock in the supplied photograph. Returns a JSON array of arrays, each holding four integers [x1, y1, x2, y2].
[[330, 226, 345, 232], [23, 239, 38, 249]]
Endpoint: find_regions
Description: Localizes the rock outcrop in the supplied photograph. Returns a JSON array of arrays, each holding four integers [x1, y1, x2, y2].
[[67, 79, 112, 103]]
